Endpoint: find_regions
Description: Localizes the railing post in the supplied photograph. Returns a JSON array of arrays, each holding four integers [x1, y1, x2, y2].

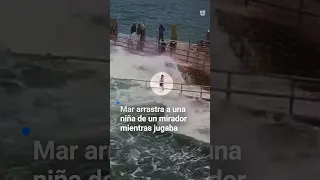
[[200, 86, 203, 98], [226, 72, 232, 101], [180, 84, 183, 93], [289, 78, 295, 115], [146, 80, 147, 86]]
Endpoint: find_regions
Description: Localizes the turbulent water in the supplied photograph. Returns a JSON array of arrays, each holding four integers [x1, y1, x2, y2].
[[110, 0, 211, 179], [110, 46, 210, 179], [1, 0, 320, 179], [107, 4, 320, 179], [0, 55, 109, 179], [0, 0, 110, 179]]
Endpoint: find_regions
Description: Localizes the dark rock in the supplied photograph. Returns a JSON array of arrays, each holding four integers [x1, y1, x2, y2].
[[215, 10, 320, 78], [178, 65, 210, 86]]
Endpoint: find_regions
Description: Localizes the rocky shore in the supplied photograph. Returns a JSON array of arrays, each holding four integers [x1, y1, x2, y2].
[[178, 66, 210, 86], [215, 9, 320, 78]]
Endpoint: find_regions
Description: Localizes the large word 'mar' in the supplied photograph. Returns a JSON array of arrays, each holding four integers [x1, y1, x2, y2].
[[34, 141, 78, 160]]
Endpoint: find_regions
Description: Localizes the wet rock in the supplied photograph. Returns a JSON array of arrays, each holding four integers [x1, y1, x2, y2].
[[178, 65, 210, 86], [215, 10, 320, 78]]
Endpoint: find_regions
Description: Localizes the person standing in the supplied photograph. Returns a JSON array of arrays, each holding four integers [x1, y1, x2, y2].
[[130, 23, 137, 40], [140, 24, 146, 42], [159, 74, 164, 90], [158, 25, 166, 42], [137, 24, 142, 38]]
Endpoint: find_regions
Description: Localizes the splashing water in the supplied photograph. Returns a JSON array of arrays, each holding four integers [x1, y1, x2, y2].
[[110, 44, 210, 179]]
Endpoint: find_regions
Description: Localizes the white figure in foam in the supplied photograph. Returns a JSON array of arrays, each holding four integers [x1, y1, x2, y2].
[[150, 72, 173, 96]]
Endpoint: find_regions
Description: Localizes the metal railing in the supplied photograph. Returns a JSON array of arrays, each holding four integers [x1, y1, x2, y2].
[[5, 49, 318, 83], [6, 50, 209, 73], [110, 35, 210, 59], [211, 68, 320, 83], [112, 77, 210, 99], [211, 68, 320, 115], [7, 50, 320, 116], [6, 50, 319, 83], [110, 35, 210, 72]]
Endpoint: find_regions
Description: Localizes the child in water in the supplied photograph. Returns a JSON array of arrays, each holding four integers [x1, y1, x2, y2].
[[159, 75, 164, 90]]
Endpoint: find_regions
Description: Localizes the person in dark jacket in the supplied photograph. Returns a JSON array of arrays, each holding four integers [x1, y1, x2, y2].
[[140, 24, 146, 41], [130, 23, 137, 40], [130, 23, 137, 39], [137, 24, 142, 37], [136, 24, 146, 50], [136, 24, 146, 41], [158, 25, 165, 42]]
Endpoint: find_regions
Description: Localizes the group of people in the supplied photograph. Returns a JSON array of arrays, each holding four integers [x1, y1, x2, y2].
[[129, 24, 168, 52], [130, 23, 146, 41], [130, 23, 166, 41], [130, 24, 166, 41]]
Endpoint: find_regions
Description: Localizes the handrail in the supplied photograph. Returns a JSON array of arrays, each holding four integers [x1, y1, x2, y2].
[[120, 35, 211, 53], [112, 42, 210, 69], [211, 68, 320, 82], [4, 49, 210, 72], [111, 36, 210, 72], [5, 50, 320, 82], [112, 77, 210, 88], [211, 69, 320, 115], [110, 35, 210, 61], [112, 77, 210, 99], [111, 35, 210, 58], [4, 50, 320, 114], [6, 50, 320, 82]]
